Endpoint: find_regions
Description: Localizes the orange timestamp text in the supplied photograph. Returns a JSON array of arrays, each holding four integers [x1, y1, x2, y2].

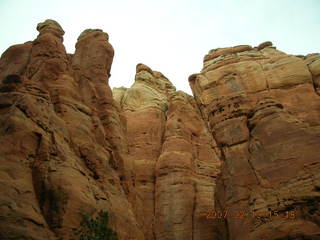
[[206, 209, 297, 220]]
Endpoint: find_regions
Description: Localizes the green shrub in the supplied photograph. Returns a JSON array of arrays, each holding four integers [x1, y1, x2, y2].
[[61, 210, 118, 240]]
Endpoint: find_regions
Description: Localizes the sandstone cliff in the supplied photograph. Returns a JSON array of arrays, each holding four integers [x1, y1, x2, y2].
[[113, 63, 220, 240], [0, 20, 319, 240], [0, 19, 142, 240], [190, 42, 320, 240]]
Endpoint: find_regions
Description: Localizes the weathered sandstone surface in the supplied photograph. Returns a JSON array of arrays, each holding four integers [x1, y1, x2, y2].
[[114, 63, 221, 240], [0, 19, 141, 240], [0, 20, 319, 240], [190, 42, 320, 240]]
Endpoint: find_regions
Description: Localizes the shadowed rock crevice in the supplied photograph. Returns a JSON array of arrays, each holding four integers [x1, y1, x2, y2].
[[305, 54, 320, 95], [32, 167, 68, 230]]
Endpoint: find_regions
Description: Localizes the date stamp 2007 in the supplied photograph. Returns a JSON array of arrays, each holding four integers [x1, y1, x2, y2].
[[206, 209, 297, 220]]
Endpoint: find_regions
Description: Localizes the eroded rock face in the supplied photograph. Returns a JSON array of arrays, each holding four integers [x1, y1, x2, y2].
[[1, 20, 319, 240], [190, 43, 320, 240], [0, 19, 142, 240], [114, 64, 221, 240], [0, 20, 221, 240]]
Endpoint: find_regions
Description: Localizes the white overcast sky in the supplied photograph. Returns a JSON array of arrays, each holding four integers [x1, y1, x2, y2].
[[1, 0, 319, 94]]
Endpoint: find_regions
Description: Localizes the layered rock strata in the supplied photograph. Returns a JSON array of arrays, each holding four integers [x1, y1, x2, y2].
[[113, 63, 221, 240], [0, 20, 319, 240], [0, 20, 221, 240], [0, 19, 142, 240], [189, 42, 320, 240]]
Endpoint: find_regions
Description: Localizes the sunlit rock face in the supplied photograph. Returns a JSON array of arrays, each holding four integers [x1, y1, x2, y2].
[[0, 19, 142, 240], [114, 63, 221, 240], [190, 42, 320, 240], [0, 19, 319, 240], [0, 20, 221, 240]]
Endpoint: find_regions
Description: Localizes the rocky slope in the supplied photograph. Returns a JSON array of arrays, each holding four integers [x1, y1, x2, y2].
[[0, 20, 319, 240]]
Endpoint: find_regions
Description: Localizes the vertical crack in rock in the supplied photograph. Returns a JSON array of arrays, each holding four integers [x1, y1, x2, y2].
[[304, 53, 320, 96]]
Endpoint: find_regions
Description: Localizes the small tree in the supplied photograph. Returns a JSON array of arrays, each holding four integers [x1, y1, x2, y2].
[[70, 210, 118, 240]]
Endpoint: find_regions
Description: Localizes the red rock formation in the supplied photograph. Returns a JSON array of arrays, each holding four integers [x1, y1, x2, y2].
[[114, 63, 221, 240], [1, 20, 319, 240], [0, 19, 143, 240], [0, 20, 221, 240], [190, 42, 320, 240]]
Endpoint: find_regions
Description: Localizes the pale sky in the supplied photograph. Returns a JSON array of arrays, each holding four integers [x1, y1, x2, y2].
[[1, 0, 319, 94]]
